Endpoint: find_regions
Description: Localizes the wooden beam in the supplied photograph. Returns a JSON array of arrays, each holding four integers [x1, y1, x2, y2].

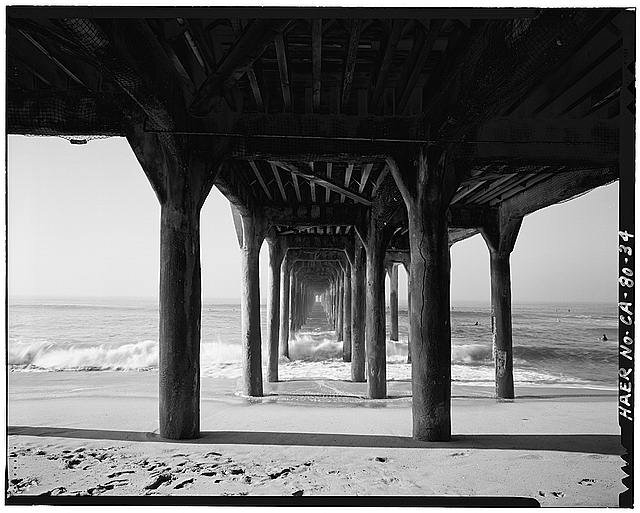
[[397, 20, 445, 114], [475, 173, 540, 206], [283, 233, 353, 251], [291, 170, 302, 201], [371, 20, 403, 112], [309, 162, 317, 201], [247, 68, 265, 112], [227, 18, 265, 112], [190, 19, 290, 114], [358, 163, 374, 193], [464, 173, 518, 204], [312, 19, 322, 113], [145, 21, 196, 98], [248, 160, 273, 201], [16, 28, 87, 88], [183, 20, 216, 73], [424, 11, 608, 139], [8, 28, 73, 89], [373, 164, 389, 193], [489, 172, 554, 206], [264, 203, 367, 227], [450, 180, 487, 204], [341, 19, 361, 112], [467, 118, 619, 167], [341, 163, 354, 203], [272, 161, 372, 206], [269, 161, 287, 201], [274, 33, 292, 112], [503, 13, 619, 116]]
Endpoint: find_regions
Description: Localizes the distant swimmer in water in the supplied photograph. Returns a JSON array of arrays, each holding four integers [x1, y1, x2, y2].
[[601, 334, 608, 341], [474, 321, 479, 326]]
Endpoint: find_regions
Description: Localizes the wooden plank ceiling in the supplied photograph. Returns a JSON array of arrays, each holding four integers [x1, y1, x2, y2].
[[7, 10, 623, 241]]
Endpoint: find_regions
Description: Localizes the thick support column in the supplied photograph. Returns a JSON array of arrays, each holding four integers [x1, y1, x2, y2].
[[279, 258, 291, 358], [481, 214, 522, 400], [267, 237, 284, 382], [332, 281, 337, 328], [365, 216, 387, 399], [239, 213, 266, 397], [405, 263, 412, 364], [127, 128, 226, 440], [290, 274, 298, 334], [342, 264, 352, 362], [351, 240, 366, 381], [408, 202, 450, 440], [388, 263, 399, 341], [159, 202, 202, 439], [337, 273, 344, 342], [388, 147, 460, 441], [489, 253, 514, 398]]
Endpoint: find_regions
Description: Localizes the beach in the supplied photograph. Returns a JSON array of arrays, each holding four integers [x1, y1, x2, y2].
[[7, 370, 624, 505]]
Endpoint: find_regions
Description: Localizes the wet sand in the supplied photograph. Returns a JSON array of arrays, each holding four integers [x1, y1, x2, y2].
[[7, 370, 625, 505]]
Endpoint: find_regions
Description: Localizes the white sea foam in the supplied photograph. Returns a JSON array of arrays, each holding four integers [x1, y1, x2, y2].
[[9, 339, 158, 371], [5, 335, 592, 387]]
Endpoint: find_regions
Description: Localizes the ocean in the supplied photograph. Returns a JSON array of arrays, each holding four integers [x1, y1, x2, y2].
[[8, 298, 618, 389]]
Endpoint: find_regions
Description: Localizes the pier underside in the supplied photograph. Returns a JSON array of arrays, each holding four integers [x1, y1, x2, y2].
[[7, 6, 631, 441]]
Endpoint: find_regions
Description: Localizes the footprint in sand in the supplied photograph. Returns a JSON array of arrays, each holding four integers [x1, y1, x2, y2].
[[65, 458, 83, 469], [39, 487, 67, 496], [174, 478, 194, 489], [107, 470, 135, 479], [144, 473, 172, 490]]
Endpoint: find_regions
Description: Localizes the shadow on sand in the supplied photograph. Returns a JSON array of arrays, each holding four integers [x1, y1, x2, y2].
[[8, 426, 623, 455]]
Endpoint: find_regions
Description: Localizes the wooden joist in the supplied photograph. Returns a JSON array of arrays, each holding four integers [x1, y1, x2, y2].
[[396, 19, 444, 114], [450, 180, 487, 204], [190, 19, 290, 114], [309, 162, 317, 201], [291, 170, 302, 201], [16, 28, 87, 88], [480, 173, 538, 206], [271, 161, 372, 206], [358, 163, 374, 193], [373, 164, 389, 193], [465, 173, 518, 204], [492, 172, 555, 207], [247, 68, 265, 111], [312, 19, 322, 113], [267, 162, 286, 202], [341, 163, 354, 203], [274, 33, 292, 112], [341, 19, 361, 112], [370, 19, 403, 112], [248, 160, 273, 201], [325, 162, 332, 202]]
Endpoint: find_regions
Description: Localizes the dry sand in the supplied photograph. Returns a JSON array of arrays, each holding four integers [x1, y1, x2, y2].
[[7, 371, 625, 505]]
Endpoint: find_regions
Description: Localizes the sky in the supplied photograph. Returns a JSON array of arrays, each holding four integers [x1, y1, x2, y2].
[[8, 135, 619, 304]]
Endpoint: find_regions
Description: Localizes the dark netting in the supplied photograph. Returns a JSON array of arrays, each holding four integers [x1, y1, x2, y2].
[[7, 89, 126, 137], [60, 18, 110, 52]]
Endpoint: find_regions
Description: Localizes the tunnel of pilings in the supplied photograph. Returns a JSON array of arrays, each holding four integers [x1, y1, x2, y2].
[[6, 7, 630, 441]]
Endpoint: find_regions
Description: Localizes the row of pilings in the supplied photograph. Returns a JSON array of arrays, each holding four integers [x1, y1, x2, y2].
[[146, 146, 520, 443]]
